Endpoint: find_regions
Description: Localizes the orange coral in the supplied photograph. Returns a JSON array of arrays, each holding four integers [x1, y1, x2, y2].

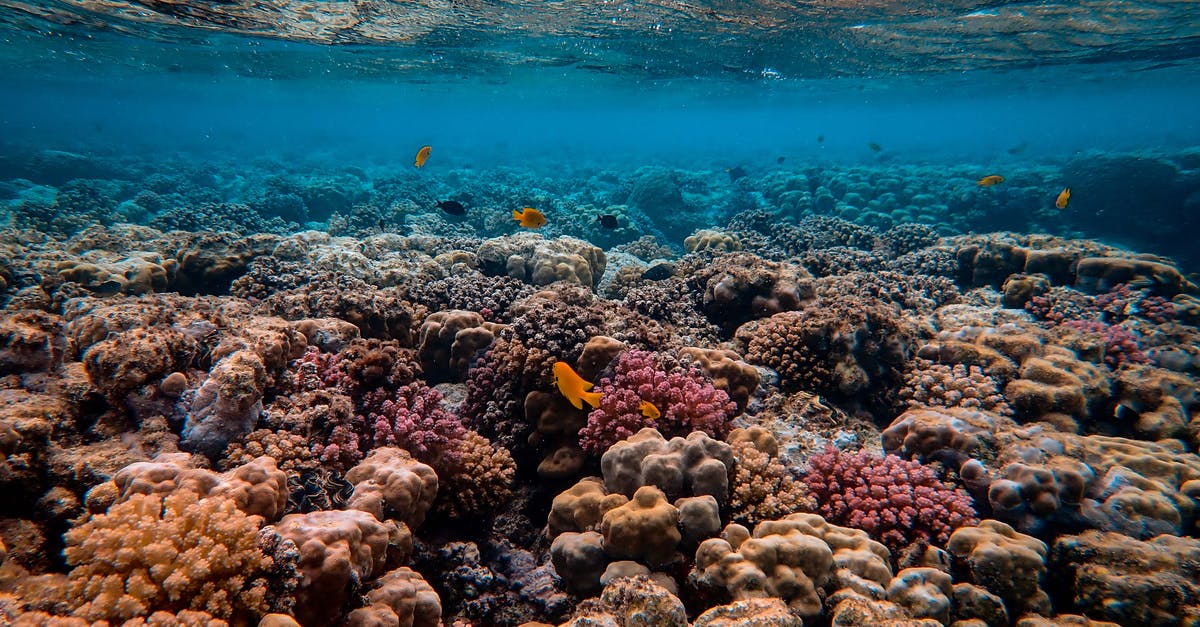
[[62, 492, 275, 624]]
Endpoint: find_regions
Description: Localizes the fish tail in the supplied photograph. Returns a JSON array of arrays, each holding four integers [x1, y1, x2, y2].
[[581, 390, 603, 409], [512, 209, 522, 220]]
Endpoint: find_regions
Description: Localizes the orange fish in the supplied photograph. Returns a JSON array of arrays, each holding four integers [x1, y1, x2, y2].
[[639, 400, 660, 420], [553, 361, 602, 410], [977, 175, 1004, 187], [414, 145, 431, 168], [1055, 187, 1071, 209], [513, 207, 547, 229]]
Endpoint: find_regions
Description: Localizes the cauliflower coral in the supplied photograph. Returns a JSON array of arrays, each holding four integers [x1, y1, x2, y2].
[[801, 447, 978, 553], [63, 491, 279, 624]]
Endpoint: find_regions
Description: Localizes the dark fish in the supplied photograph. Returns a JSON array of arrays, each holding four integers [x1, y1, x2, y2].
[[437, 200, 466, 215], [727, 166, 748, 182], [868, 142, 882, 152], [817, 135, 824, 143], [776, 156, 786, 164], [377, 218, 386, 231], [1007, 141, 1029, 156], [642, 263, 674, 281], [597, 214, 619, 229]]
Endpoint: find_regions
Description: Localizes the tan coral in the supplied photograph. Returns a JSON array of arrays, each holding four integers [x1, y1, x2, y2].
[[109, 453, 289, 522], [417, 310, 499, 382], [275, 509, 412, 626], [600, 486, 681, 567], [692, 598, 800, 627], [561, 575, 687, 627], [600, 428, 735, 502], [684, 229, 742, 254], [345, 447, 439, 528], [948, 520, 1051, 618], [344, 567, 442, 627], [691, 513, 891, 618], [62, 492, 275, 624], [886, 567, 954, 624], [1051, 530, 1200, 626], [548, 477, 629, 537], [550, 531, 609, 594]]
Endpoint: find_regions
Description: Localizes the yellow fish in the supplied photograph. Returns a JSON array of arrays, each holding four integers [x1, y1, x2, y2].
[[553, 361, 602, 410], [414, 145, 431, 168], [639, 400, 660, 420], [1055, 187, 1071, 209], [977, 175, 1005, 187], [513, 207, 547, 229]]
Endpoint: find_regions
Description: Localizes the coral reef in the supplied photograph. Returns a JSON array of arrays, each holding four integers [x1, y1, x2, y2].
[[3, 152, 1199, 627]]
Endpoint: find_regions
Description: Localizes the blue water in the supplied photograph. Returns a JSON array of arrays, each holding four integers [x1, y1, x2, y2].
[[2, 0, 1200, 266]]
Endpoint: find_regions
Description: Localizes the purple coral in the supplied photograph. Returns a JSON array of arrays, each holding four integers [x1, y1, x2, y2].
[[801, 447, 978, 553], [312, 382, 468, 468], [577, 349, 736, 454]]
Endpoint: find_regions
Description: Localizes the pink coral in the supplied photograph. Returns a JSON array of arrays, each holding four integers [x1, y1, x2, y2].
[[313, 382, 468, 469], [801, 447, 978, 553], [365, 384, 468, 461], [1062, 320, 1149, 369], [578, 350, 736, 454]]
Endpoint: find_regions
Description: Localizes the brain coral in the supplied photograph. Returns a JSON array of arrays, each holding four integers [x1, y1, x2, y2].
[[62, 491, 282, 624]]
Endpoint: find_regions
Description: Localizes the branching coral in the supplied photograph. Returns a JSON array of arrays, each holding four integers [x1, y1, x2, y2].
[[578, 349, 735, 454], [899, 359, 1013, 415], [801, 447, 978, 553], [62, 492, 283, 624], [727, 427, 815, 525]]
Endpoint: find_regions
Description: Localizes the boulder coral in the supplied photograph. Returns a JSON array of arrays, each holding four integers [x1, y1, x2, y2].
[[690, 513, 892, 618], [344, 447, 439, 528], [947, 519, 1051, 618], [600, 428, 735, 502], [103, 452, 290, 522], [1051, 530, 1200, 626], [274, 508, 412, 626]]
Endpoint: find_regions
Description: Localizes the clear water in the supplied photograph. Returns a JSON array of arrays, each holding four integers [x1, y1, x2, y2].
[[2, 1, 1200, 264]]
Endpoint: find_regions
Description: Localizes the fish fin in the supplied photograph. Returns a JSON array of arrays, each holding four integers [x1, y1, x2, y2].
[[512, 210, 522, 220], [581, 390, 603, 409], [564, 394, 584, 410]]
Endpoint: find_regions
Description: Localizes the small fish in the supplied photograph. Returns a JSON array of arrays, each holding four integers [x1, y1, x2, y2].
[[1055, 187, 1071, 210], [977, 175, 1005, 187], [553, 361, 602, 410], [513, 207, 547, 228], [726, 166, 748, 182], [642, 263, 674, 281], [1007, 141, 1029, 155], [597, 214, 619, 229], [437, 200, 466, 215], [777, 156, 786, 164], [377, 218, 386, 231], [867, 142, 882, 152], [414, 145, 431, 168], [817, 135, 824, 143], [639, 400, 660, 420]]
